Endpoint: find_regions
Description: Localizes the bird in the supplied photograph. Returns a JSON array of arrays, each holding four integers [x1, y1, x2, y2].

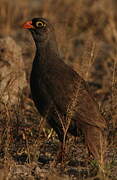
[[23, 18, 107, 163]]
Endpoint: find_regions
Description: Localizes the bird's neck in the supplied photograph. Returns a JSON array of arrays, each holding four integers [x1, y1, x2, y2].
[[33, 39, 59, 67]]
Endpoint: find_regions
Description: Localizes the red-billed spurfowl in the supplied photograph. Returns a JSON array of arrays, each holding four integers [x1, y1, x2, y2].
[[23, 18, 107, 162]]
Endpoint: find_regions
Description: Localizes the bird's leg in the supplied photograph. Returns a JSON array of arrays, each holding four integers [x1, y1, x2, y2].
[[56, 141, 66, 162]]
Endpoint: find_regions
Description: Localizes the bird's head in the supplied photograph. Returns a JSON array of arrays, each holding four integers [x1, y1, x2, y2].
[[23, 18, 56, 48]]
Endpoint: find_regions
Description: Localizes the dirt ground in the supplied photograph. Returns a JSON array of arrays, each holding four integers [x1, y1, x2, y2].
[[0, 0, 117, 179]]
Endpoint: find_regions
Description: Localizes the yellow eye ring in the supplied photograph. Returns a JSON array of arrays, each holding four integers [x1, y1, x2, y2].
[[36, 21, 45, 27]]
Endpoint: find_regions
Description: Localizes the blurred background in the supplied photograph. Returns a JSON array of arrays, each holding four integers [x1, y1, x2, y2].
[[1, 0, 116, 123], [0, 0, 117, 179]]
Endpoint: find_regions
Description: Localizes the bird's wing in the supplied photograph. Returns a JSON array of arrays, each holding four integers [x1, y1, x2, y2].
[[42, 58, 106, 129], [73, 86, 107, 129]]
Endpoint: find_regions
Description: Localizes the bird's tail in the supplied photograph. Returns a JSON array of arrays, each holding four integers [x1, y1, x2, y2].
[[84, 125, 107, 171]]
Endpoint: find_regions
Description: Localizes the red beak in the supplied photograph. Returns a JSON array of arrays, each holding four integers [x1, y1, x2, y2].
[[23, 21, 34, 29]]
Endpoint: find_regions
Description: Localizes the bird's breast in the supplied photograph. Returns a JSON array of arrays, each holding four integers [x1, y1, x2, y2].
[[30, 69, 52, 116]]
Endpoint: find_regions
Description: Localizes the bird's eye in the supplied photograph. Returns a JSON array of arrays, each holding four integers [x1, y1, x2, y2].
[[36, 21, 45, 27]]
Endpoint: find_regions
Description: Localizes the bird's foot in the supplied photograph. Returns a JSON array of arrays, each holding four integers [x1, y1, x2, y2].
[[56, 142, 66, 163]]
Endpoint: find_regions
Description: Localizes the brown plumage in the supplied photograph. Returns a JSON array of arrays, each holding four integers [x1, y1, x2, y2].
[[23, 18, 107, 162]]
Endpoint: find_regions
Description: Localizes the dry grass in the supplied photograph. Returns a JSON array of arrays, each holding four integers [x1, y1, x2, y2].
[[0, 0, 117, 179]]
